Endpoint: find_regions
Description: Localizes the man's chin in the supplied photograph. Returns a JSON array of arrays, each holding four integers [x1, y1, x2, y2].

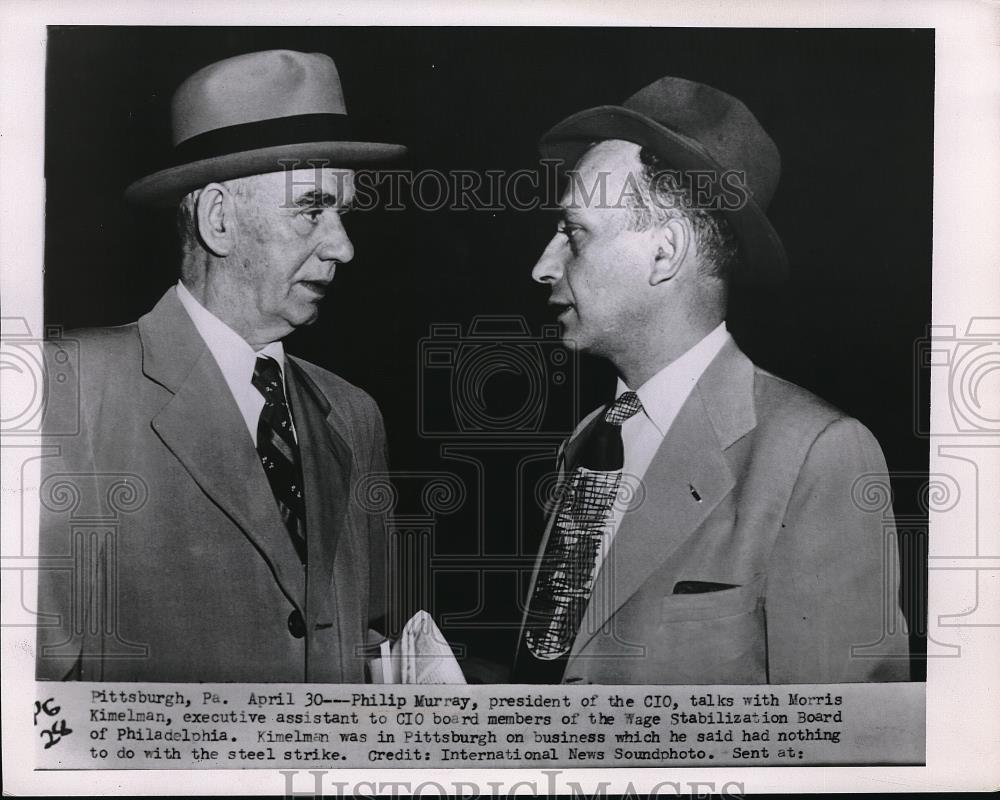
[[295, 297, 325, 319], [293, 310, 321, 328], [558, 324, 587, 353], [277, 306, 321, 335]]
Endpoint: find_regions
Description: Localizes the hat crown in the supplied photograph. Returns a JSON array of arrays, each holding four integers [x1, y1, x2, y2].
[[126, 49, 405, 206], [171, 49, 347, 145], [624, 76, 780, 208]]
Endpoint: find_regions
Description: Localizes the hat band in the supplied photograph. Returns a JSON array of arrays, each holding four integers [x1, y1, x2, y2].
[[171, 113, 352, 166]]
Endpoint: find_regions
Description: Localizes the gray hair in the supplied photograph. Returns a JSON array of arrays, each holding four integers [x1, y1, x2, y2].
[[176, 191, 199, 259], [626, 147, 741, 282]]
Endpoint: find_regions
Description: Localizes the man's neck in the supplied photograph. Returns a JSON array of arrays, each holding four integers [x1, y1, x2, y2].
[[614, 318, 725, 389], [179, 276, 283, 351]]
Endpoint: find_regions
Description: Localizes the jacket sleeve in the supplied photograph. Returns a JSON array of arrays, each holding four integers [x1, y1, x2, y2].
[[764, 417, 910, 683], [36, 341, 91, 680], [365, 397, 390, 634]]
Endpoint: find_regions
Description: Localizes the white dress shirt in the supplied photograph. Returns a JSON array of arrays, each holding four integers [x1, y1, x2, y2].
[[597, 321, 732, 565], [175, 281, 288, 446]]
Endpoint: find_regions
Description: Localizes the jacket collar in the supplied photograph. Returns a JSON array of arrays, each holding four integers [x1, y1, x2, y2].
[[285, 356, 355, 635], [138, 288, 354, 618], [569, 339, 758, 660], [138, 287, 207, 393]]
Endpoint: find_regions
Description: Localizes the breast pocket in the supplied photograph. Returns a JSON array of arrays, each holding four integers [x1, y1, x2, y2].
[[654, 575, 767, 684], [660, 575, 765, 623]]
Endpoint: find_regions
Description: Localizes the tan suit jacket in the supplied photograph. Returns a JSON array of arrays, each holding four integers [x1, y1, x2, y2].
[[516, 340, 909, 684], [36, 288, 387, 682]]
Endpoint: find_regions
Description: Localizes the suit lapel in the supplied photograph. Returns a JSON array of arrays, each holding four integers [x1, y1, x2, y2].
[[284, 358, 354, 626], [569, 339, 758, 661], [140, 289, 306, 613]]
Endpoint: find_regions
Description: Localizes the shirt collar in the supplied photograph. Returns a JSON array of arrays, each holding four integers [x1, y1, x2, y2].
[[615, 321, 732, 436], [175, 280, 285, 384]]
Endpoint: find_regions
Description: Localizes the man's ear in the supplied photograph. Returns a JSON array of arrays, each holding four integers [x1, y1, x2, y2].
[[195, 183, 237, 257], [649, 216, 691, 285]]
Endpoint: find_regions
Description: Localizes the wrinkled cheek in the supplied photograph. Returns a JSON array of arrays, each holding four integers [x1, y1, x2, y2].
[[259, 284, 291, 317]]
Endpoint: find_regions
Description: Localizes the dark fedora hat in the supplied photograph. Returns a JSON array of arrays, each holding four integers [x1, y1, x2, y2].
[[125, 49, 406, 207], [539, 76, 787, 284]]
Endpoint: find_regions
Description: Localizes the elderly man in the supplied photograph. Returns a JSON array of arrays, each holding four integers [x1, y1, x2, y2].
[[36, 50, 404, 682], [514, 77, 909, 684]]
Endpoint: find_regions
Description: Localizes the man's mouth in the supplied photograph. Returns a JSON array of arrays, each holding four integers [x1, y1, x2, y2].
[[298, 280, 330, 296], [548, 301, 574, 320]]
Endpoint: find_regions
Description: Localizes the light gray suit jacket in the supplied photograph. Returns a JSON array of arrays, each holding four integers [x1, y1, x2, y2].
[[37, 288, 388, 682], [516, 340, 910, 684]]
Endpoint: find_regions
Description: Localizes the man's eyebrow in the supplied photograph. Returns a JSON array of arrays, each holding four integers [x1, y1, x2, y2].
[[292, 190, 342, 208]]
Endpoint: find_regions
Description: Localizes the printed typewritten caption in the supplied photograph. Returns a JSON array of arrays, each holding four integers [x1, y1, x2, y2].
[[35, 683, 924, 768]]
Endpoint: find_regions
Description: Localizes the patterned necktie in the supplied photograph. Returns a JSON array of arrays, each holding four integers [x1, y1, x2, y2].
[[523, 390, 643, 666], [252, 355, 307, 564]]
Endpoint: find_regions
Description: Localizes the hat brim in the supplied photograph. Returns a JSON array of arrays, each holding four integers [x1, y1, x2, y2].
[[539, 105, 788, 285], [125, 140, 407, 207]]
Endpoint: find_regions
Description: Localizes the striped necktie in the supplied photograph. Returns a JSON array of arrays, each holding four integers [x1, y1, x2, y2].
[[252, 355, 307, 564], [522, 390, 643, 669]]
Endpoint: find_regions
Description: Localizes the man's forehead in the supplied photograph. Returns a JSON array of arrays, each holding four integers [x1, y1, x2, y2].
[[558, 139, 643, 212], [251, 166, 356, 201]]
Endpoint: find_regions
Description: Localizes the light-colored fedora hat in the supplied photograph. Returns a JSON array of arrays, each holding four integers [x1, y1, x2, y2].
[[125, 49, 406, 206], [539, 76, 787, 285]]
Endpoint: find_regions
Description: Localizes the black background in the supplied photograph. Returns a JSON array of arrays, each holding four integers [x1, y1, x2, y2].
[[45, 27, 932, 679]]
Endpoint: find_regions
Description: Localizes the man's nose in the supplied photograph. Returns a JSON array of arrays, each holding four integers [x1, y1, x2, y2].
[[317, 214, 355, 264], [531, 236, 565, 284]]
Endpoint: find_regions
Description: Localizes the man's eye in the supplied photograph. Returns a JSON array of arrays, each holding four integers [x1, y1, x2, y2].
[[302, 208, 325, 223], [557, 223, 582, 251]]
